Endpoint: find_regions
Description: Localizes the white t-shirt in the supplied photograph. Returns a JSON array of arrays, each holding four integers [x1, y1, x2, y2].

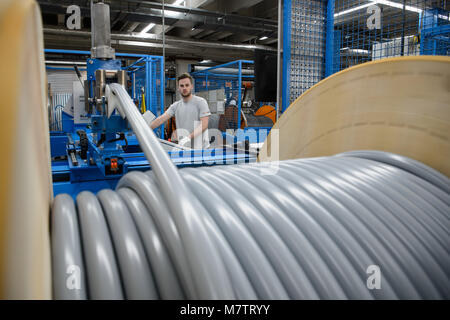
[[166, 95, 211, 149]]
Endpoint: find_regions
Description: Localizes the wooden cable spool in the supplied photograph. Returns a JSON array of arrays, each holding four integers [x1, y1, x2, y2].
[[258, 56, 450, 177], [0, 0, 52, 299]]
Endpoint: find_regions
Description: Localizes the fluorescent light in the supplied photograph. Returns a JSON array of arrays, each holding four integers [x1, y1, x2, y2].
[[334, 2, 375, 17], [334, 0, 423, 18], [45, 61, 87, 65], [376, 0, 421, 13], [259, 36, 268, 40], [340, 48, 369, 54], [173, 0, 185, 5], [140, 23, 155, 34]]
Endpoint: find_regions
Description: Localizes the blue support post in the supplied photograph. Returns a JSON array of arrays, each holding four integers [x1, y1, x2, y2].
[[147, 57, 152, 116], [132, 72, 135, 100], [282, 0, 292, 112], [325, 0, 335, 77], [160, 57, 165, 139], [238, 60, 242, 129]]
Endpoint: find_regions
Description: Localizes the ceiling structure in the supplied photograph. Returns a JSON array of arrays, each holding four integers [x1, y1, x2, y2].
[[38, 0, 279, 64], [38, 0, 449, 67]]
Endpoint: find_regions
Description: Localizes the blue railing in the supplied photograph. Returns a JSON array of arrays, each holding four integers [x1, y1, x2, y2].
[[191, 60, 254, 129]]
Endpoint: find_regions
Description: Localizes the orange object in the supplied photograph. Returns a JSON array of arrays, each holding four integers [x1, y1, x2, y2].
[[243, 82, 252, 89], [254, 105, 276, 125], [110, 158, 118, 171]]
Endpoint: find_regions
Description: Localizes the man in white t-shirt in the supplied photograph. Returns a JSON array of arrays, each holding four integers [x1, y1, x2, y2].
[[149, 73, 211, 149]]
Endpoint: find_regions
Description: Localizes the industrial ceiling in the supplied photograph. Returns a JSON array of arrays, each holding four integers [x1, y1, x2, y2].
[[38, 0, 279, 63]]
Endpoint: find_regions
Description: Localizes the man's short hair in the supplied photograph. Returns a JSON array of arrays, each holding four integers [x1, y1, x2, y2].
[[177, 73, 194, 84]]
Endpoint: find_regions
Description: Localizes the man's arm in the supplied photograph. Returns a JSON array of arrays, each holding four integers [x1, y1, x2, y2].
[[188, 116, 209, 140], [150, 112, 172, 129]]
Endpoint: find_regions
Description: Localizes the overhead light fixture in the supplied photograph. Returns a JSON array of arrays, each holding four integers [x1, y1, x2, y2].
[[173, 0, 185, 5], [199, 59, 212, 64], [259, 36, 268, 40], [191, 27, 196, 31], [334, 2, 374, 17], [376, 0, 421, 13], [334, 0, 422, 18], [139, 23, 155, 35]]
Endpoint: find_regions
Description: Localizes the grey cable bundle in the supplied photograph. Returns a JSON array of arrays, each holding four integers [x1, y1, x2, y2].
[[51, 151, 450, 300]]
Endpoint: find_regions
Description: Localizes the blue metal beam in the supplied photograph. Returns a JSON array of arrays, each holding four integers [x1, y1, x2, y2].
[[282, 0, 292, 113], [325, 0, 335, 77]]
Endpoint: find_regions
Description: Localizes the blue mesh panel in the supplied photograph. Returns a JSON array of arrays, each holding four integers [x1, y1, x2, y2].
[[333, 0, 449, 71], [282, 0, 328, 111], [282, 0, 449, 111]]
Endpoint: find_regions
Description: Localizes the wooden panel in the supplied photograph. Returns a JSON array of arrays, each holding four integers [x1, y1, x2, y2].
[[259, 56, 450, 177], [0, 0, 52, 299]]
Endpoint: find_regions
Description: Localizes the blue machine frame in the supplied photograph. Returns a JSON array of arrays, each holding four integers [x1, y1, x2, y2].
[[46, 50, 256, 198], [46, 49, 165, 138], [191, 59, 254, 129], [420, 8, 450, 55], [191, 60, 272, 143]]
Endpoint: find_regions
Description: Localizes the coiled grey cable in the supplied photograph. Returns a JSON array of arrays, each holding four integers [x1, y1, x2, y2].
[[51, 194, 87, 300], [97, 189, 158, 299], [51, 152, 450, 300], [51, 85, 449, 299]]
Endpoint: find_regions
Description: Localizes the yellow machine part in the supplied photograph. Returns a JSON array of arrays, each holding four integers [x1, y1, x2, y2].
[[0, 0, 52, 299], [254, 105, 276, 125], [258, 56, 450, 177], [141, 93, 147, 113]]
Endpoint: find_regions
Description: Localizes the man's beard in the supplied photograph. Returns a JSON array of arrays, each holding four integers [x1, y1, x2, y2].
[[181, 90, 191, 98]]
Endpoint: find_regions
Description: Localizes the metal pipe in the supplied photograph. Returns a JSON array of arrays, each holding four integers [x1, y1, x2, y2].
[[90, 2, 115, 59], [43, 28, 277, 52], [191, 66, 254, 75], [276, 0, 281, 120]]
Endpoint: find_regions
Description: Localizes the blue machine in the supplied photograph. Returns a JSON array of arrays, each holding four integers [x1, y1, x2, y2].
[[48, 53, 255, 198], [47, 54, 255, 198], [46, 2, 257, 199], [420, 8, 450, 56]]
